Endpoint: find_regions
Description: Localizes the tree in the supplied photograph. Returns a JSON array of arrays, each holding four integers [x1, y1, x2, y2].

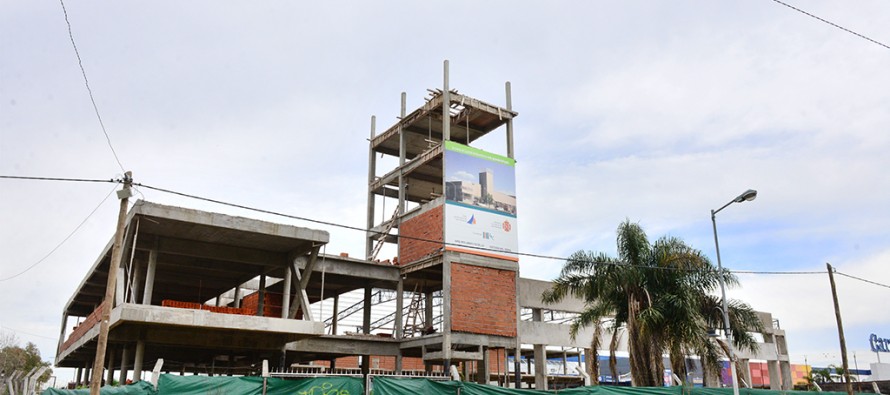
[[542, 220, 763, 387], [0, 331, 53, 393]]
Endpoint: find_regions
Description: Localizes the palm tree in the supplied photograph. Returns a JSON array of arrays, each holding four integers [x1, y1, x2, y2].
[[542, 220, 764, 387]]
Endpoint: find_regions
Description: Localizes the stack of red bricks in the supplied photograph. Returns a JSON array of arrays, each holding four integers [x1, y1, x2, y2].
[[160, 299, 253, 315], [240, 291, 284, 317]]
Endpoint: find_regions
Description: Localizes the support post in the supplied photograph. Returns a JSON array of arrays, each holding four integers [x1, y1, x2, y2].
[[442, 60, 451, 142], [133, 340, 145, 382], [257, 274, 266, 317], [120, 346, 130, 385], [827, 263, 854, 395], [424, 292, 434, 329], [505, 81, 514, 159], [331, 295, 339, 335], [395, 278, 404, 339], [90, 172, 132, 395], [366, 116, 377, 259], [363, 287, 372, 334], [233, 285, 241, 308], [141, 248, 157, 305], [477, 347, 490, 384], [105, 348, 116, 386], [282, 263, 292, 319]]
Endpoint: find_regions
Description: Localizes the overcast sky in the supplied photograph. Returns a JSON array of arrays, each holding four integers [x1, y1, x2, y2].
[[2, 0, 889, 382]]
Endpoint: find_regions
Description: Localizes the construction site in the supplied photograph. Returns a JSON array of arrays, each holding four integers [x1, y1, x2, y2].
[[50, 63, 794, 392]]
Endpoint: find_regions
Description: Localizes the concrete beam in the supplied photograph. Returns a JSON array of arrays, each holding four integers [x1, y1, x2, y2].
[[297, 254, 399, 282], [136, 236, 286, 268], [288, 336, 400, 356]]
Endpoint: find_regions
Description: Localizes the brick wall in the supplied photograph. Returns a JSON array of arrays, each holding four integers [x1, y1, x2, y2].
[[450, 263, 516, 337], [398, 205, 444, 265]]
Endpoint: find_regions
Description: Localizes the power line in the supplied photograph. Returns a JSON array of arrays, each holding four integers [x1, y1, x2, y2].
[[134, 182, 832, 276], [0, 183, 119, 282], [0, 325, 58, 341], [0, 174, 856, 278], [58, 0, 126, 172], [836, 271, 890, 290], [770, 0, 890, 50], [0, 175, 119, 183]]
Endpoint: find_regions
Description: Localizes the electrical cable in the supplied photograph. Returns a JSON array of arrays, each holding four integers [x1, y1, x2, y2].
[[0, 325, 59, 341], [0, 174, 862, 278], [0, 175, 119, 183], [134, 181, 836, 276], [770, 0, 890, 50], [58, 0, 126, 172], [835, 271, 890, 290], [0, 182, 119, 282]]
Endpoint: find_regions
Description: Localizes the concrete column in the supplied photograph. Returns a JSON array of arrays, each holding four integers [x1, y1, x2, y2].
[[532, 308, 546, 390], [424, 292, 434, 330], [83, 366, 91, 387], [362, 287, 372, 334], [120, 346, 130, 385], [462, 362, 470, 382], [477, 347, 490, 384], [395, 351, 403, 374], [76, 367, 83, 387], [365, 115, 376, 258], [233, 286, 241, 308], [766, 360, 780, 390], [331, 295, 339, 335], [142, 249, 157, 305], [515, 348, 523, 388], [534, 345, 546, 390], [395, 279, 404, 339], [106, 348, 116, 385], [130, 259, 144, 304], [257, 275, 266, 316], [505, 81, 514, 159], [442, 259, 452, 362], [442, 60, 451, 142], [780, 361, 792, 390], [133, 340, 145, 382], [282, 264, 292, 319], [562, 351, 568, 375]]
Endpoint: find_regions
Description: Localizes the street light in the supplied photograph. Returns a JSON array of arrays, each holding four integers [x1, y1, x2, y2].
[[711, 189, 757, 395]]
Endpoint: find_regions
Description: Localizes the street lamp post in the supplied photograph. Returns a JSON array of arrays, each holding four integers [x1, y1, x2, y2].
[[711, 189, 757, 395]]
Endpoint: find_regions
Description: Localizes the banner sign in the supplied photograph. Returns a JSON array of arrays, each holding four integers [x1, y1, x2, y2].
[[443, 141, 518, 261]]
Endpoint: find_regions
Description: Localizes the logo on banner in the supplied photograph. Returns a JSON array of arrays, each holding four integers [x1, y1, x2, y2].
[[483, 232, 495, 240], [467, 215, 476, 225], [502, 220, 512, 232]]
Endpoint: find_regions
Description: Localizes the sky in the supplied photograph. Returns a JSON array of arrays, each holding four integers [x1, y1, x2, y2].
[[2, 0, 890, 383]]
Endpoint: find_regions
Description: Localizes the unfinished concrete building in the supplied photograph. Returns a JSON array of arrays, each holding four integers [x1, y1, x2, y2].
[[54, 63, 793, 391]]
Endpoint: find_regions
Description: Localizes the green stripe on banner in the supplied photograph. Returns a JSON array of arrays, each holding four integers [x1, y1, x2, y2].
[[445, 141, 515, 166]]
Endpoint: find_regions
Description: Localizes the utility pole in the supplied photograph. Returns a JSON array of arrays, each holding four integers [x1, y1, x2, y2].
[[90, 172, 133, 394], [826, 263, 853, 395]]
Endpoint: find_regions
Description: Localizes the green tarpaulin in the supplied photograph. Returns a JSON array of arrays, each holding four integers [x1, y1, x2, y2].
[[43, 375, 867, 395], [370, 377, 866, 395], [41, 376, 363, 395], [158, 375, 363, 395], [41, 381, 156, 395]]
